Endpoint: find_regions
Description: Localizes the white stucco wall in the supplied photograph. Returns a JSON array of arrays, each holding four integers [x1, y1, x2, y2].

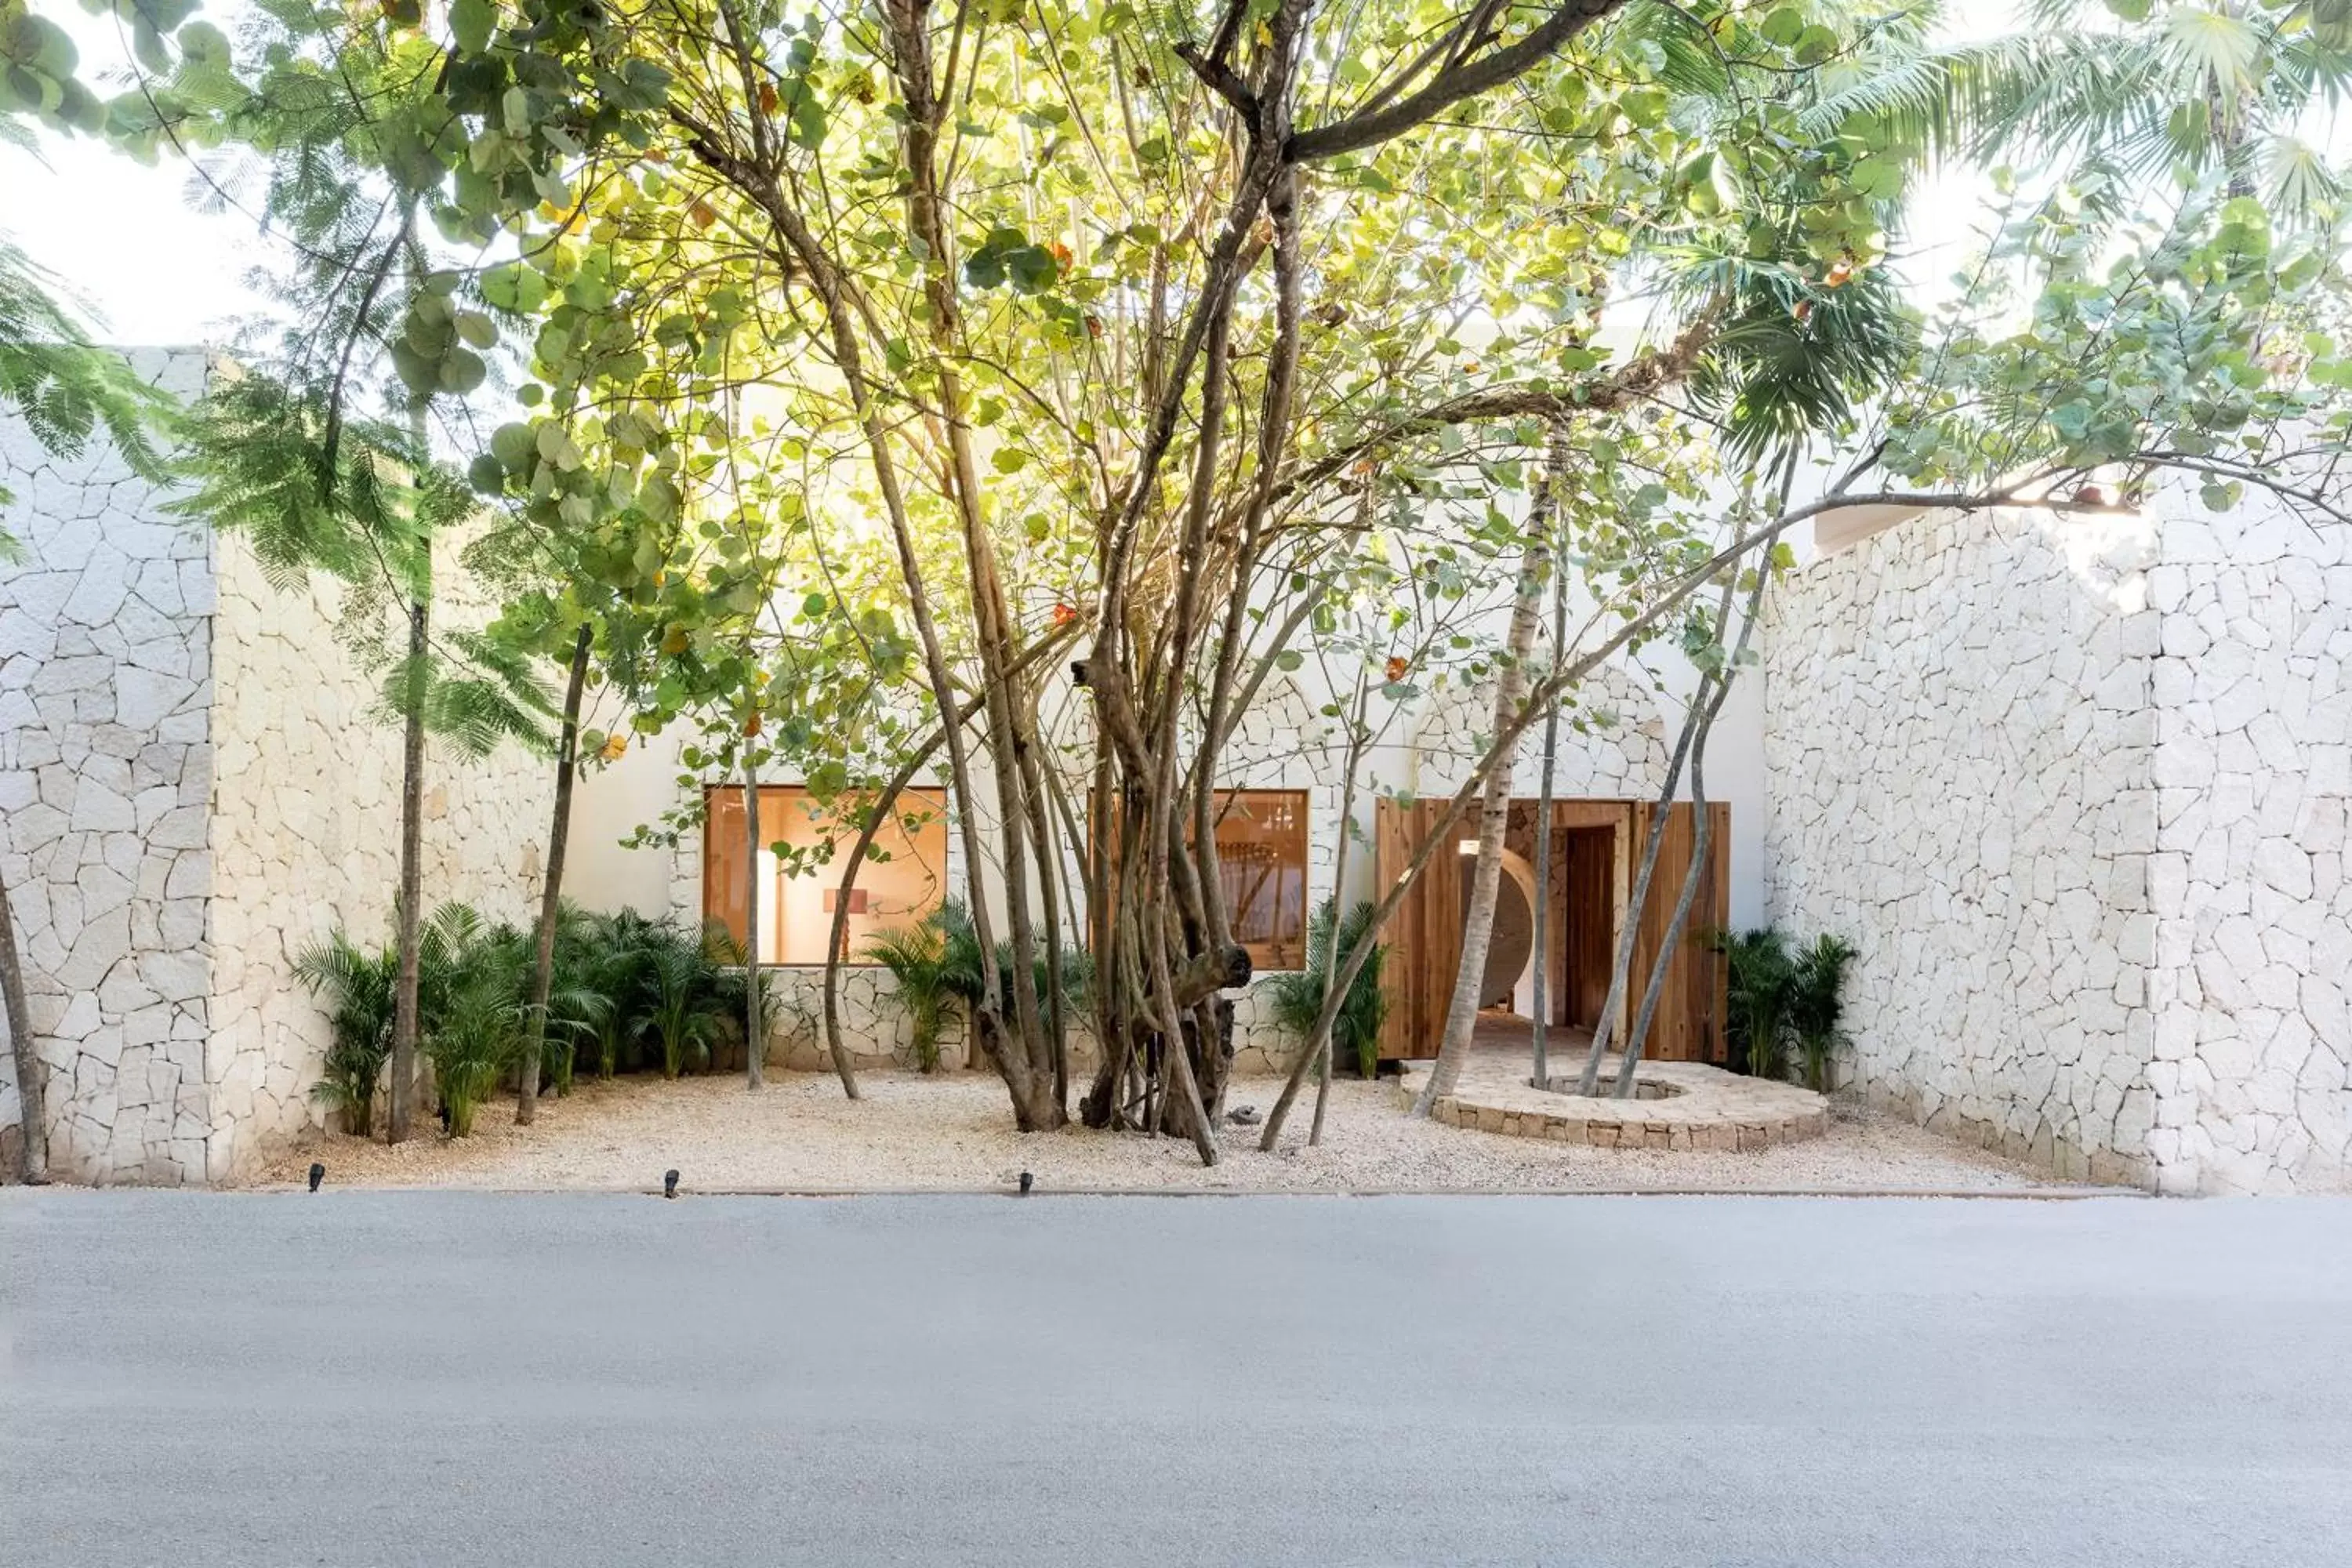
[[1765, 495, 2350, 1193]]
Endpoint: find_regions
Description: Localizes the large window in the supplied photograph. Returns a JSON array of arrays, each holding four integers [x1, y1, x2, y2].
[[704, 786, 949, 965], [1211, 789, 1309, 972]]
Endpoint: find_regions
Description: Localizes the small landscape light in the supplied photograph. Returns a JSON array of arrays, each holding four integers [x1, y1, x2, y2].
[[1018, 1171, 1034, 1196], [663, 1168, 680, 1200], [307, 1162, 325, 1193]]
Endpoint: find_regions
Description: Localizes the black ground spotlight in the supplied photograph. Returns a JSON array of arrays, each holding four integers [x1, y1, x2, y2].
[[663, 1169, 680, 1200], [1018, 1171, 1033, 1196], [307, 1162, 325, 1193]]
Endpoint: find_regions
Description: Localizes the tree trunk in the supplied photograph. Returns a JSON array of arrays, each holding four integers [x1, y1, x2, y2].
[[387, 594, 429, 1145], [1572, 656, 1711, 1096], [743, 745, 764, 1090], [1613, 555, 1768, 1095], [1308, 670, 1371, 1146], [517, 625, 591, 1126], [2, 867, 49, 1184], [1528, 509, 1569, 1091], [1411, 535, 1549, 1116]]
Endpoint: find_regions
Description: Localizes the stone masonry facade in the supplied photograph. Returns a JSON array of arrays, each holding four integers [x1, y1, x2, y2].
[[2, 350, 548, 1184], [1764, 497, 2349, 1193]]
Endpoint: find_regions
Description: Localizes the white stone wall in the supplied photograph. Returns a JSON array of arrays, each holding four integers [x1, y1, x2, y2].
[[2144, 501, 2350, 1193], [205, 524, 550, 1181], [5, 350, 553, 1183], [1763, 506, 2163, 1186], [1765, 496, 2351, 1193], [2, 350, 216, 1184]]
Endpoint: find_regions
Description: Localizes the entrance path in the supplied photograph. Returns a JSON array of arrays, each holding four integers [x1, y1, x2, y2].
[[5, 1190, 2350, 1566]]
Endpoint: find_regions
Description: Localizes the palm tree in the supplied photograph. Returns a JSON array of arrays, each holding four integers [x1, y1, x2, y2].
[[1788, 934, 1860, 1094], [1805, 1, 2350, 220], [1718, 928, 1799, 1082], [175, 383, 546, 1142]]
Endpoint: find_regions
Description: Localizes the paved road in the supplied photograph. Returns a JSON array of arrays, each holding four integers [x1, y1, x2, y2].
[[4, 1191, 2350, 1566]]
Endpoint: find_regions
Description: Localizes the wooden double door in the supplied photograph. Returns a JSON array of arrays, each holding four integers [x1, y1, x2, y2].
[[1373, 798, 1730, 1064]]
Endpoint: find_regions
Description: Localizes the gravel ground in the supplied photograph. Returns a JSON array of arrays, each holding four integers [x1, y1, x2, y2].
[[247, 1069, 2090, 1193]]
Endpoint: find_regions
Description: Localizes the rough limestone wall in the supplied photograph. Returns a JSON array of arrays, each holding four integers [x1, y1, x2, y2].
[[1214, 676, 1346, 1073], [1, 350, 216, 1185], [1408, 660, 1671, 801], [1763, 507, 2161, 1186], [2146, 499, 2351, 1192], [206, 526, 552, 1180]]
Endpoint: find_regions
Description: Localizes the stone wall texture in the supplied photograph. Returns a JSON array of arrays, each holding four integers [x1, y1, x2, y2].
[[1764, 498, 2349, 1194], [2145, 503, 2350, 1194], [2, 351, 216, 1184], [205, 518, 550, 1180], [3, 351, 550, 1183]]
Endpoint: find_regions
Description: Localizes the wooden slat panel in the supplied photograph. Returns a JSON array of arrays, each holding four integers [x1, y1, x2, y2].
[[1414, 800, 1466, 1059], [1701, 801, 1731, 1064], [1626, 802, 1733, 1062], [1374, 798, 1415, 1062], [1629, 802, 1691, 1061], [1561, 826, 1615, 1029]]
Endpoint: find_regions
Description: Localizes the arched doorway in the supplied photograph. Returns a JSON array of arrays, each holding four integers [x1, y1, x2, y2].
[[1457, 846, 1541, 1013]]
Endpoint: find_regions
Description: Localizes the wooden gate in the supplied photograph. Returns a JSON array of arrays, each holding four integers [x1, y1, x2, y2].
[[1374, 798, 1729, 1064]]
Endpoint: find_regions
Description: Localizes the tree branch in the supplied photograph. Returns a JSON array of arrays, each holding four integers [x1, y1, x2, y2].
[[1290, 0, 1632, 162]]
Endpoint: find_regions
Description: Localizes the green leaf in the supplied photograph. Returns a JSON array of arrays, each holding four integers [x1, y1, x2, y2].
[[491, 423, 536, 471], [450, 0, 496, 53]]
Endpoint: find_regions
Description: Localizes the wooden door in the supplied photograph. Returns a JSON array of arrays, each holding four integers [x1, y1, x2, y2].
[[1559, 826, 1616, 1029], [1374, 799, 1464, 1061], [1626, 801, 1731, 1062]]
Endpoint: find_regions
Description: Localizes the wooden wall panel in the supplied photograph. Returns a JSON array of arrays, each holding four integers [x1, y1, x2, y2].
[[1374, 800, 1468, 1060], [1374, 800, 1414, 1062], [1378, 797, 1722, 1063], [1560, 826, 1615, 1029], [1626, 803, 1732, 1062]]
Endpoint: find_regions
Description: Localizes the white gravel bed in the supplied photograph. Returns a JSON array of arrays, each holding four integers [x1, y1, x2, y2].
[[246, 1069, 2096, 1194]]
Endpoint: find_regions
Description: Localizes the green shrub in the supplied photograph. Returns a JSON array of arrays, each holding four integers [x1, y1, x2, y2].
[[1264, 898, 1389, 1080], [426, 969, 523, 1137], [641, 931, 720, 1078], [1715, 927, 1795, 1080], [1788, 933, 1858, 1093], [934, 900, 1090, 1021], [865, 920, 952, 1071], [292, 931, 398, 1136], [296, 902, 752, 1134], [1713, 927, 1856, 1085]]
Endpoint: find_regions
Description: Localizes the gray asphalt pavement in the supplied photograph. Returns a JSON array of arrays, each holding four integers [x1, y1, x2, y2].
[[4, 1189, 2349, 1566]]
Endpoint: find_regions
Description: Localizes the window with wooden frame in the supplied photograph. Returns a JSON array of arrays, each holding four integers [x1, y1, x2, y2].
[[703, 785, 949, 966], [1210, 789, 1310, 972]]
